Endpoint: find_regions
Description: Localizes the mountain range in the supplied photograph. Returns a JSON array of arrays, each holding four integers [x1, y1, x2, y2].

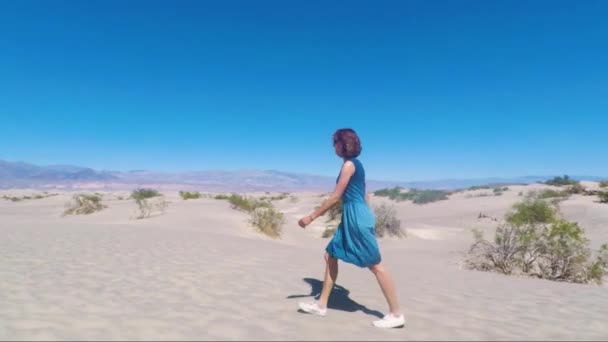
[[0, 159, 604, 192]]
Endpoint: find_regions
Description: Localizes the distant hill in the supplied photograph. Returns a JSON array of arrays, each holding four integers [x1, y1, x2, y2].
[[0, 159, 604, 192]]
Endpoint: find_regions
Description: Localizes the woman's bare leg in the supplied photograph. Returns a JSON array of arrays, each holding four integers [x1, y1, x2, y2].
[[369, 262, 401, 315], [317, 253, 338, 308]]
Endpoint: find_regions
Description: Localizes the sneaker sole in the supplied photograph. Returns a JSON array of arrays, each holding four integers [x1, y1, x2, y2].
[[373, 321, 406, 328], [297, 304, 326, 316]]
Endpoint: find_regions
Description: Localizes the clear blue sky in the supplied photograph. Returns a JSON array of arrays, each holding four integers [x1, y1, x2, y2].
[[1, 0, 607, 181]]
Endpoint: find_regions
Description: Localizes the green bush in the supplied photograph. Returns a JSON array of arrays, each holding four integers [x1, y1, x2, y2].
[[545, 175, 578, 186], [260, 192, 290, 201], [131, 188, 160, 201], [467, 225, 524, 274], [566, 183, 586, 195], [506, 199, 558, 226], [468, 185, 492, 191], [465, 192, 491, 198], [374, 203, 405, 238], [412, 190, 449, 204], [327, 200, 342, 222], [225, 194, 271, 212], [134, 197, 168, 219], [216, 193, 285, 237], [598, 191, 608, 203], [536, 220, 592, 282], [588, 244, 608, 282], [250, 207, 284, 238], [374, 187, 408, 201], [322, 226, 337, 238], [63, 194, 106, 216], [599, 181, 608, 188], [3, 193, 57, 202], [179, 191, 202, 200], [321, 203, 405, 239], [466, 200, 608, 284], [374, 187, 449, 204], [528, 189, 569, 200], [3, 195, 22, 202]]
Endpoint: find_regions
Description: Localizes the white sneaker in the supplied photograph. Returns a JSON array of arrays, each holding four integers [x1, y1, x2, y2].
[[298, 301, 327, 316], [372, 313, 405, 328]]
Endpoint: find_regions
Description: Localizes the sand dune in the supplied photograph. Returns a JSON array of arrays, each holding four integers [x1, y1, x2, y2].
[[1, 185, 607, 340]]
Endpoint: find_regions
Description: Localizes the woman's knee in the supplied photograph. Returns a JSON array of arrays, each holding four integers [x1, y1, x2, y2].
[[369, 263, 385, 274], [324, 252, 337, 265]]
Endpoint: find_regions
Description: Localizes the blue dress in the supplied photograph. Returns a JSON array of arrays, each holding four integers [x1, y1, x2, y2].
[[325, 158, 381, 268]]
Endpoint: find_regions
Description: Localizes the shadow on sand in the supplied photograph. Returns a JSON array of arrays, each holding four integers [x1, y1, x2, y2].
[[287, 277, 384, 319]]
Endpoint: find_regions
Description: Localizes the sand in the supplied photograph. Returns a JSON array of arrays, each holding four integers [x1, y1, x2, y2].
[[1, 185, 607, 340]]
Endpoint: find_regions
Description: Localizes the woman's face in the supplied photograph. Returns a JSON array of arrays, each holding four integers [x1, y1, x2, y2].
[[333, 140, 342, 157]]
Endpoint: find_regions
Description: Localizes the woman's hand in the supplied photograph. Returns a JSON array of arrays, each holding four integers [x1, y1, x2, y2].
[[298, 215, 313, 228]]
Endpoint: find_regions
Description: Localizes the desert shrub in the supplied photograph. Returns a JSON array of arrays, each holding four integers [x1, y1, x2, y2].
[[539, 189, 567, 199], [527, 189, 569, 200], [465, 192, 491, 199], [3, 193, 58, 202], [535, 220, 593, 283], [179, 191, 202, 200], [599, 181, 608, 188], [322, 226, 337, 238], [468, 185, 492, 191], [134, 197, 168, 219], [505, 199, 558, 226], [566, 183, 586, 195], [214, 193, 230, 200], [374, 203, 405, 238], [135, 198, 151, 219], [260, 192, 290, 201], [588, 244, 608, 282], [598, 191, 608, 203], [412, 190, 449, 204], [289, 195, 300, 203], [131, 188, 160, 201], [320, 202, 405, 239], [466, 200, 608, 284], [249, 206, 284, 238], [63, 194, 106, 216], [2, 195, 21, 202], [518, 191, 524, 196], [374, 187, 407, 201], [226, 194, 271, 212], [545, 175, 578, 186], [467, 225, 526, 274], [327, 200, 343, 221], [216, 193, 284, 237], [374, 187, 449, 204], [318, 201, 341, 238]]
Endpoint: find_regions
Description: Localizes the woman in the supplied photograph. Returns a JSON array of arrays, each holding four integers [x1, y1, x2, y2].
[[297, 128, 405, 329]]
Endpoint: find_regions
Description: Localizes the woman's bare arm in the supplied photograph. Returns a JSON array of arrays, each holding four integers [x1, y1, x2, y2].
[[308, 161, 355, 220]]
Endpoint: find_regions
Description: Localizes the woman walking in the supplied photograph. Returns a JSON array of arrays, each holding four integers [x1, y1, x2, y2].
[[297, 128, 405, 329]]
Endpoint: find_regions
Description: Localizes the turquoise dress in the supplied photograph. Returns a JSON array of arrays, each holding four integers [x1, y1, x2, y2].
[[326, 158, 381, 268]]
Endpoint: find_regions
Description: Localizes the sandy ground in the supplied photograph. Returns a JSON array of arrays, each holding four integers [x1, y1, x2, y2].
[[1, 184, 608, 340]]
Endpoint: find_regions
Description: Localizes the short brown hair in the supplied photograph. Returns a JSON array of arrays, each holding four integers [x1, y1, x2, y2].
[[333, 128, 362, 158]]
